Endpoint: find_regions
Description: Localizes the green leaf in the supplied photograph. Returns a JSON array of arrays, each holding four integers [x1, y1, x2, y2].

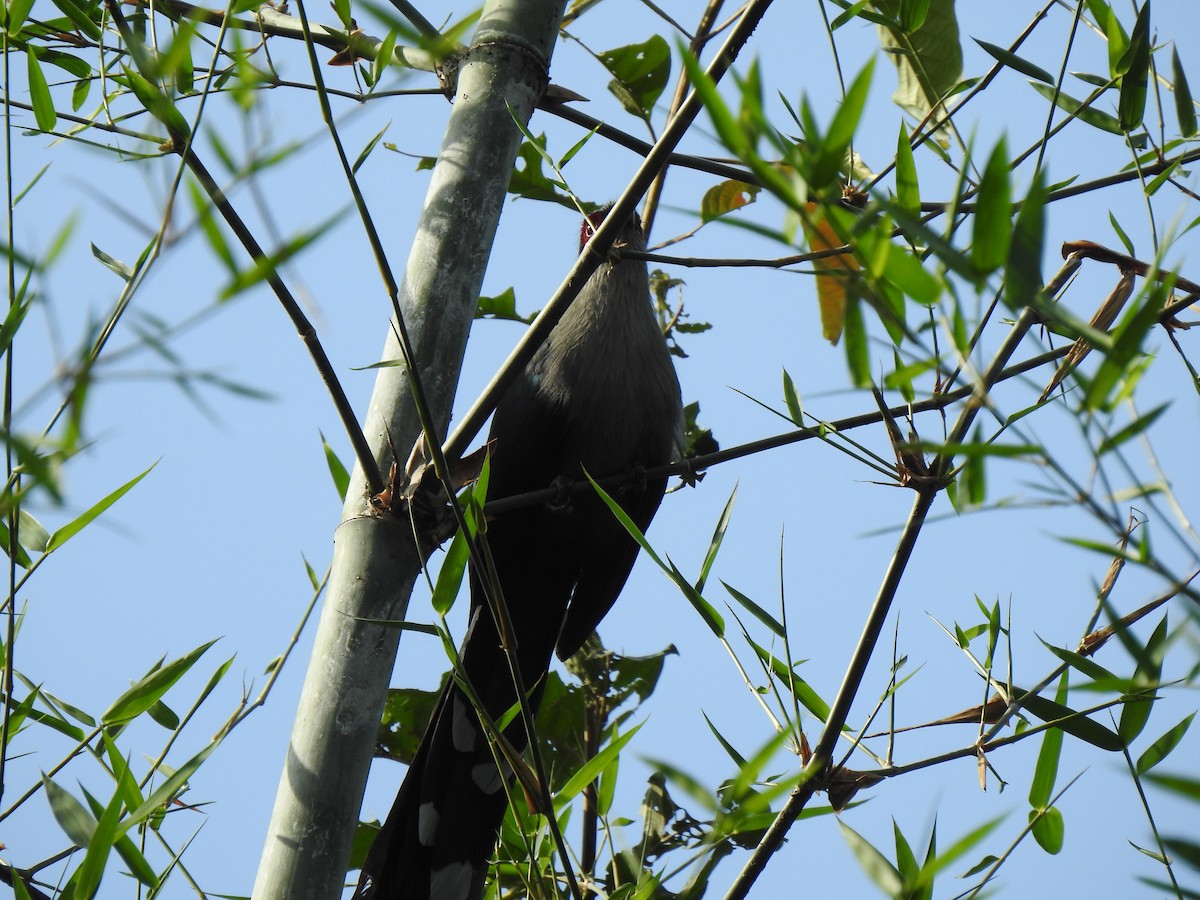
[[6, 0, 36, 36], [476, 287, 532, 323], [1144, 771, 1200, 801], [1003, 171, 1045, 310], [122, 66, 191, 143], [320, 432, 350, 502], [46, 462, 156, 553], [876, 0, 963, 130], [972, 138, 1012, 275], [702, 711, 746, 766], [842, 294, 870, 387], [10, 864, 32, 900], [220, 211, 347, 299], [6, 0, 35, 33], [695, 483, 736, 594], [585, 471, 725, 636], [90, 242, 135, 281], [700, 179, 760, 222], [372, 30, 398, 85], [1171, 47, 1197, 137], [432, 464, 486, 616], [1029, 673, 1067, 809], [147, 699, 180, 730], [50, 0, 101, 39], [816, 60, 873, 187], [894, 124, 919, 217], [330, 0, 351, 28], [353, 120, 390, 174], [1108, 210, 1135, 255], [1119, 615, 1166, 743], [74, 782, 124, 898], [1030, 804, 1064, 854], [782, 368, 803, 425], [43, 773, 96, 846], [1029, 82, 1124, 135], [745, 637, 830, 721], [840, 820, 903, 894], [102, 639, 218, 725], [27, 50, 57, 132], [121, 739, 219, 832], [893, 818, 919, 883], [722, 581, 785, 638], [598, 36, 671, 120], [507, 136, 570, 206], [974, 38, 1053, 84], [14, 507, 49, 552], [187, 179, 236, 274], [1038, 638, 1118, 684], [1098, 403, 1167, 454], [553, 722, 642, 811], [1084, 280, 1166, 411], [1137, 713, 1195, 774], [1117, 1, 1151, 132], [1017, 690, 1124, 751], [670, 559, 725, 637]]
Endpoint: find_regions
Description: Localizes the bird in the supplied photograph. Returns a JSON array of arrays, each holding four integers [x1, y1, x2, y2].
[[354, 206, 684, 900]]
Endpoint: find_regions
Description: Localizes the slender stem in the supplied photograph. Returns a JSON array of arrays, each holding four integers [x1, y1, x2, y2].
[[724, 487, 935, 900], [724, 254, 1084, 899], [0, 17, 16, 811], [182, 149, 383, 493]]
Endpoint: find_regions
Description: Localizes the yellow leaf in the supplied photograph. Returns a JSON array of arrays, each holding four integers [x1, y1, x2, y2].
[[801, 201, 858, 345]]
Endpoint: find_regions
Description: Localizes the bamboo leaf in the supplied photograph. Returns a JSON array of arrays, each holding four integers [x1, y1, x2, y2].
[[722, 581, 785, 638], [695, 483, 736, 594], [1137, 713, 1195, 774], [1117, 1, 1151, 132], [1018, 691, 1124, 751], [46, 462, 156, 553], [840, 820, 903, 895], [1029, 672, 1067, 810], [1003, 171, 1045, 310], [74, 783, 124, 898], [1171, 47, 1197, 137], [43, 773, 96, 846], [320, 432, 350, 502], [1098, 403, 1167, 454], [842, 295, 870, 386], [1119, 615, 1166, 743], [122, 739, 218, 831], [972, 138, 1012, 275], [974, 39, 1054, 84], [6, 0, 36, 35], [894, 123, 919, 217], [27, 50, 57, 132], [1030, 82, 1124, 135], [103, 639, 218, 725], [553, 722, 642, 811], [1030, 804, 1064, 854]]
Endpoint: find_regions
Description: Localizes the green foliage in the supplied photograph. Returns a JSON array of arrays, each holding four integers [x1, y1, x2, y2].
[[599, 36, 671, 124]]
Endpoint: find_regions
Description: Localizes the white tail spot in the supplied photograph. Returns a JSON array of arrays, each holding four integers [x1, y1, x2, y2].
[[451, 693, 478, 753], [417, 801, 439, 846], [430, 861, 475, 900]]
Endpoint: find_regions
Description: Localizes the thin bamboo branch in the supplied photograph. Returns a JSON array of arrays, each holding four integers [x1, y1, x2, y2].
[[723, 254, 1086, 900]]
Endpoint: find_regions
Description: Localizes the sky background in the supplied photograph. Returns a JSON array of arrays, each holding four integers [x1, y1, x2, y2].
[[6, 1, 1200, 898]]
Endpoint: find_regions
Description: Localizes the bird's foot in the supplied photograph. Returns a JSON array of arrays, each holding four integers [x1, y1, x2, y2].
[[546, 475, 575, 512]]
